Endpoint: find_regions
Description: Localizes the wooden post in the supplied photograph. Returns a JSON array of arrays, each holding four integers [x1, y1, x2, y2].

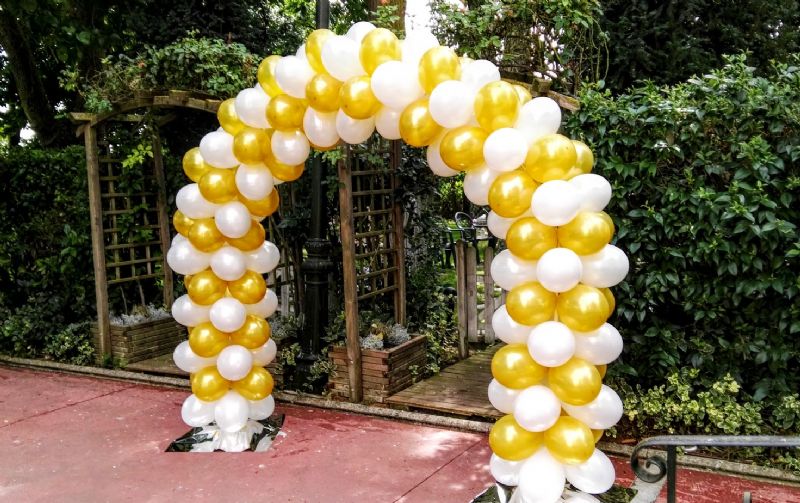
[[337, 147, 363, 402], [483, 246, 496, 344], [390, 139, 406, 326], [465, 245, 478, 343], [151, 130, 174, 308], [455, 240, 469, 359]]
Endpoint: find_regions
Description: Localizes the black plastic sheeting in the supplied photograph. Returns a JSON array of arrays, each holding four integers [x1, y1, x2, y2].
[[166, 414, 285, 452]]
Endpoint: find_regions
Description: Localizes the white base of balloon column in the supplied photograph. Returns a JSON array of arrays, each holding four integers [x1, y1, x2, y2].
[[167, 415, 284, 452]]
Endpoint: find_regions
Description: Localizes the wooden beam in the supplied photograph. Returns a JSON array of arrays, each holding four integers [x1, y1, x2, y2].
[[465, 245, 478, 343], [151, 129, 174, 309], [390, 140, 407, 326], [483, 246, 496, 344], [455, 240, 469, 359]]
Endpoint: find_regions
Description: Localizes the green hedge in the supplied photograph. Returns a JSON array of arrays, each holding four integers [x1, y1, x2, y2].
[[564, 55, 800, 402]]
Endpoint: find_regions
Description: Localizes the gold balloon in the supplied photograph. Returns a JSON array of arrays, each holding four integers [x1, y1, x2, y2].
[[199, 168, 238, 204], [228, 270, 267, 305], [573, 140, 594, 175], [600, 287, 616, 317], [418, 46, 461, 93], [217, 98, 245, 136], [182, 147, 211, 182], [491, 343, 547, 389], [506, 281, 557, 326], [340, 76, 381, 119], [513, 84, 532, 104], [233, 127, 271, 165], [183, 275, 193, 290], [474, 81, 519, 132], [240, 188, 280, 218], [592, 429, 604, 442], [231, 315, 271, 349], [399, 98, 442, 147], [487, 170, 538, 218], [506, 216, 557, 260], [596, 364, 607, 379], [306, 29, 334, 74], [549, 357, 602, 406], [598, 211, 615, 235], [524, 134, 578, 182], [173, 210, 194, 237], [232, 367, 274, 400], [439, 126, 487, 171], [191, 366, 229, 402], [266, 94, 306, 131], [359, 28, 401, 75], [187, 269, 227, 306], [266, 154, 305, 182], [188, 218, 225, 253], [257, 55, 283, 97], [489, 415, 543, 461], [228, 221, 266, 251], [557, 285, 610, 332], [557, 212, 613, 255], [544, 416, 595, 465], [306, 73, 341, 113], [189, 322, 230, 357], [311, 141, 340, 151]]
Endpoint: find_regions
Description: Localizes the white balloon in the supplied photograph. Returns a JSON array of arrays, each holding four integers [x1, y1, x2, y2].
[[515, 97, 562, 146], [252, 338, 278, 366], [274, 55, 314, 99], [562, 385, 623, 430], [513, 385, 561, 432], [461, 59, 501, 90], [483, 128, 527, 172], [303, 108, 340, 148], [490, 454, 523, 486], [199, 130, 238, 169], [272, 129, 310, 166], [371, 61, 425, 111], [336, 110, 374, 144], [322, 35, 365, 82], [235, 163, 274, 201], [531, 180, 580, 226], [216, 345, 254, 381], [426, 135, 459, 177], [214, 390, 250, 433], [488, 378, 520, 414], [401, 31, 439, 65], [580, 245, 629, 288], [246, 289, 278, 318], [176, 183, 219, 219], [528, 321, 576, 367], [295, 43, 307, 61], [172, 295, 211, 327], [429, 80, 475, 128], [564, 449, 616, 494], [463, 164, 500, 206], [518, 448, 566, 503], [346, 21, 376, 43], [570, 174, 611, 212], [573, 323, 623, 365], [209, 246, 247, 281], [487, 210, 531, 240], [375, 107, 402, 140], [215, 201, 252, 238], [246, 241, 280, 273], [209, 297, 247, 332], [167, 239, 210, 275], [492, 305, 532, 344], [181, 394, 216, 427], [536, 248, 583, 293], [490, 249, 538, 291], [173, 340, 215, 373], [249, 395, 276, 420], [235, 86, 271, 129]]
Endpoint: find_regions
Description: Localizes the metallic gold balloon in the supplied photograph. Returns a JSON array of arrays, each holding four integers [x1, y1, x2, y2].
[[513, 84, 532, 104], [227, 221, 266, 251], [474, 81, 519, 132], [418, 46, 461, 93], [340, 76, 381, 119], [183, 275, 193, 290], [257, 55, 283, 97], [188, 218, 226, 253], [439, 126, 487, 171], [491, 343, 547, 389], [306, 73, 341, 113], [359, 28, 401, 75], [506, 281, 557, 326], [233, 127, 271, 165], [556, 285, 610, 332], [556, 212, 613, 255], [489, 415, 544, 461], [173, 210, 194, 237], [217, 98, 246, 135], [488, 170, 538, 218], [598, 211, 615, 235], [266, 94, 306, 131], [199, 167, 238, 204], [187, 269, 227, 306], [596, 364, 607, 379], [231, 315, 271, 349], [239, 188, 280, 218], [191, 366, 230, 402], [183, 147, 211, 182], [573, 140, 594, 175], [506, 216, 557, 260], [266, 154, 305, 182], [600, 287, 615, 317], [549, 357, 602, 406], [306, 29, 334, 74], [592, 429, 604, 442], [311, 141, 340, 151], [232, 367, 274, 400], [524, 134, 578, 182], [189, 322, 230, 357], [228, 270, 267, 304], [544, 416, 595, 465], [399, 98, 442, 147]]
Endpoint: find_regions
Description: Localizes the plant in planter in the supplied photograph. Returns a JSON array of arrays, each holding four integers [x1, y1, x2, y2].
[[91, 304, 185, 366]]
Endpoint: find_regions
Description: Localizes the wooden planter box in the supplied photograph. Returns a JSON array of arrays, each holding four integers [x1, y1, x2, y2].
[[91, 317, 186, 365], [328, 334, 427, 403]]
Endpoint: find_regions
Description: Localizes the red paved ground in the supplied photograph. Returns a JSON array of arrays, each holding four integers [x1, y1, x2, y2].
[[1, 366, 798, 503]]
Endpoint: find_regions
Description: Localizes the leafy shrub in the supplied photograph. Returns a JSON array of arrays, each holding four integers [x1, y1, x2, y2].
[[42, 321, 94, 366]]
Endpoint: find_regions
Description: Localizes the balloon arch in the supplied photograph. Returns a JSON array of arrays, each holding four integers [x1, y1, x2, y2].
[[167, 22, 629, 502]]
